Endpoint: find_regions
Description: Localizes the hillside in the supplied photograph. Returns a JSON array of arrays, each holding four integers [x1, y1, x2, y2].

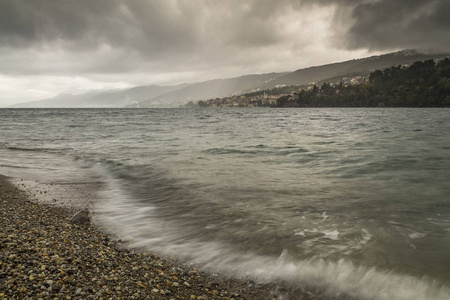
[[259, 50, 449, 89], [11, 84, 190, 108], [11, 92, 103, 108], [275, 58, 450, 107], [134, 50, 449, 107], [81, 84, 191, 107], [129, 73, 287, 107], [11, 50, 449, 108]]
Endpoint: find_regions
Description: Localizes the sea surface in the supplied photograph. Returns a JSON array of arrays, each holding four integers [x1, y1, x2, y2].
[[1, 108, 449, 299]]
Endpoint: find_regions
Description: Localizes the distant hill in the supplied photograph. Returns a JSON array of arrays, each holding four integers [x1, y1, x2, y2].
[[260, 50, 449, 89], [11, 84, 190, 108], [134, 50, 449, 107], [131, 73, 287, 107], [81, 84, 191, 107], [12, 50, 449, 108], [11, 92, 102, 108], [273, 58, 450, 108]]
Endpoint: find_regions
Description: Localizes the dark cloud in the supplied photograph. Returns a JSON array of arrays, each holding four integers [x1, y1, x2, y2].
[[1, 0, 448, 55], [0, 0, 114, 47], [337, 0, 450, 51], [0, 0, 322, 77], [0, 0, 449, 105], [0, 1, 292, 54]]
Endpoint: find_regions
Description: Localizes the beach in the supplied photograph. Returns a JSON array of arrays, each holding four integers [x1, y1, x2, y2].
[[0, 175, 281, 299]]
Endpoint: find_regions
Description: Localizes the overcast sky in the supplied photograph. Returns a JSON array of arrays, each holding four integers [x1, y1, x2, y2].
[[1, 0, 449, 106]]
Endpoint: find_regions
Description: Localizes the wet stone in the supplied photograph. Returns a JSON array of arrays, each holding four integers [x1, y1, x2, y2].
[[69, 209, 92, 225], [0, 175, 277, 299]]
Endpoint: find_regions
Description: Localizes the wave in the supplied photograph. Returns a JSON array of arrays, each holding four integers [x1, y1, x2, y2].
[[92, 163, 450, 300], [202, 146, 309, 157], [0, 164, 32, 169], [203, 148, 258, 155], [5, 146, 73, 153], [6, 146, 44, 152]]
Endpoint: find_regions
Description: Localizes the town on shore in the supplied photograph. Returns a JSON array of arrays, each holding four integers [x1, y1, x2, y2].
[[186, 58, 450, 108]]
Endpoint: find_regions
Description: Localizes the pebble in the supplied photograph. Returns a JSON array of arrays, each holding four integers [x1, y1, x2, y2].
[[0, 175, 279, 299]]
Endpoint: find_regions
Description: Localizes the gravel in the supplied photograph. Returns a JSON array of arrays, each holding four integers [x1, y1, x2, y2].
[[0, 175, 281, 299]]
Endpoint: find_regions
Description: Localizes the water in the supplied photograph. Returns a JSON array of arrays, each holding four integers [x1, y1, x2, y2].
[[1, 108, 450, 299]]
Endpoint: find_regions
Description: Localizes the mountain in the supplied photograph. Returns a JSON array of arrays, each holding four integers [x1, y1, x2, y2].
[[259, 50, 449, 89], [128, 73, 288, 107], [12, 50, 449, 108], [11, 92, 101, 108], [133, 50, 449, 107], [11, 84, 190, 108], [83, 84, 191, 107], [272, 58, 450, 108]]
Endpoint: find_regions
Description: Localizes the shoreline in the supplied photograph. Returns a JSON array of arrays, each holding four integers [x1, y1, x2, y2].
[[0, 174, 283, 299]]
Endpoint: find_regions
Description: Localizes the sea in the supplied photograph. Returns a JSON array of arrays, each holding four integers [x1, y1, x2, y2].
[[1, 108, 449, 299]]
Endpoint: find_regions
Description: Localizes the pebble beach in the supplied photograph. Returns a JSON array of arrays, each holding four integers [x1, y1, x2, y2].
[[0, 175, 282, 300]]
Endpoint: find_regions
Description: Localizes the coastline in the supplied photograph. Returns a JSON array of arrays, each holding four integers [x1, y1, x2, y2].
[[0, 174, 281, 299]]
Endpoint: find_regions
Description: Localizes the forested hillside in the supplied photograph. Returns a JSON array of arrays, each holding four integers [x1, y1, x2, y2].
[[277, 59, 450, 107]]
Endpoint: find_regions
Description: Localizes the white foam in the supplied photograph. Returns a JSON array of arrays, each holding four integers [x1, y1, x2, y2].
[[96, 190, 450, 300], [353, 229, 372, 251], [319, 211, 329, 222], [324, 229, 340, 240], [408, 232, 427, 239], [295, 228, 339, 240], [91, 166, 450, 300]]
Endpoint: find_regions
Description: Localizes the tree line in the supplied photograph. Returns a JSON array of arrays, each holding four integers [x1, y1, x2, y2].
[[276, 58, 450, 107]]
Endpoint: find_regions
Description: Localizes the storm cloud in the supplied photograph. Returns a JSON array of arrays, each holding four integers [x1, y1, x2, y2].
[[0, 0, 449, 105], [341, 0, 450, 51]]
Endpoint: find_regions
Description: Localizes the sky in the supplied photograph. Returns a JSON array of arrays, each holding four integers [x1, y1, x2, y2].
[[0, 0, 449, 106]]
